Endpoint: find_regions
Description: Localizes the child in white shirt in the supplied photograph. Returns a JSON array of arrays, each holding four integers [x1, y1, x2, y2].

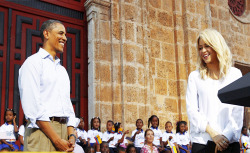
[[87, 117, 103, 148], [162, 121, 179, 153], [148, 115, 164, 152], [176, 121, 190, 153], [77, 117, 88, 151], [0, 109, 19, 151], [102, 120, 116, 153], [241, 126, 250, 153], [131, 119, 144, 153]]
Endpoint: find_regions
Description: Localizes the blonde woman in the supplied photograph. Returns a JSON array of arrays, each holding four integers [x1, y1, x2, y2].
[[186, 29, 244, 153]]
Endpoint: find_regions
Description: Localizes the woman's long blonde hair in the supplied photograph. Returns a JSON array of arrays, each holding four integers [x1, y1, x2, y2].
[[197, 29, 232, 79]]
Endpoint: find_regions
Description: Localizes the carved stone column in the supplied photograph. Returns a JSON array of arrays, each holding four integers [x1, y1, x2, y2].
[[84, 0, 111, 123]]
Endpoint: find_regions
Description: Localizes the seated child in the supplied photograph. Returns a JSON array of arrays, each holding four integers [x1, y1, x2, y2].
[[162, 121, 179, 153], [87, 117, 103, 148], [131, 119, 144, 153], [114, 122, 129, 149], [176, 121, 191, 153], [102, 120, 116, 153], [0, 109, 19, 151], [76, 117, 88, 151], [241, 126, 250, 152], [148, 115, 164, 152], [18, 117, 28, 151]]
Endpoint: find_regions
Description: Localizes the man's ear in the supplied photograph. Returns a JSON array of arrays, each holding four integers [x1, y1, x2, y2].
[[43, 29, 49, 40]]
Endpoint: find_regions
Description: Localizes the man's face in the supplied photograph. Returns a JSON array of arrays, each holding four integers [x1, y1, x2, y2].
[[46, 23, 67, 53]]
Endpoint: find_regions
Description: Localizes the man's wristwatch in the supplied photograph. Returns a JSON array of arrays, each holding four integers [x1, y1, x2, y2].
[[68, 134, 77, 141]]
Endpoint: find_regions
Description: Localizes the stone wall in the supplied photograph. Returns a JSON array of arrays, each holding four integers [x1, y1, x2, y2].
[[85, 0, 250, 133]]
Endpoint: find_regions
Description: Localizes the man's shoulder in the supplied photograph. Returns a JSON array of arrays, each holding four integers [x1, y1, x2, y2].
[[23, 52, 42, 66]]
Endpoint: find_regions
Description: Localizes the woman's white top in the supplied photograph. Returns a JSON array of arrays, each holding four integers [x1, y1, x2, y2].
[[186, 67, 244, 145]]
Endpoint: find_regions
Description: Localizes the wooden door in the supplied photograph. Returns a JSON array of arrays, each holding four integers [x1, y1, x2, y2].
[[0, 0, 88, 129]]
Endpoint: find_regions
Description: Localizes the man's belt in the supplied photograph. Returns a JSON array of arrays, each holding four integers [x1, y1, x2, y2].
[[49, 117, 68, 124]]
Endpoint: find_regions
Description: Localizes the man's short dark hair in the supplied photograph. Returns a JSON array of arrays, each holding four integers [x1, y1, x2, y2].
[[40, 19, 63, 42]]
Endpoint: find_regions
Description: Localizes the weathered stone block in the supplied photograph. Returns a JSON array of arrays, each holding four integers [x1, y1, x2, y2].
[[125, 65, 136, 84], [155, 78, 168, 95]]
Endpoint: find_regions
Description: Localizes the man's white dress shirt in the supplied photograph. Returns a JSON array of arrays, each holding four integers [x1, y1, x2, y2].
[[18, 48, 76, 128]]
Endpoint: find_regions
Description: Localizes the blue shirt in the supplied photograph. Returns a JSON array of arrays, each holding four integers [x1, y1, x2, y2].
[[18, 48, 77, 128]]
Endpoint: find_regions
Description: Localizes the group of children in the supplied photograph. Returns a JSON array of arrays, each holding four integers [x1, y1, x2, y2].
[[1, 108, 248, 153], [75, 115, 192, 153]]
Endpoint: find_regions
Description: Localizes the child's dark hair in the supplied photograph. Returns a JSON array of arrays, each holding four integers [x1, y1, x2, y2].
[[107, 120, 114, 125], [242, 126, 247, 132], [90, 117, 101, 130], [79, 116, 84, 122], [176, 121, 185, 133], [136, 119, 143, 125], [86, 146, 95, 153], [118, 147, 126, 152], [4, 108, 16, 122], [165, 121, 172, 126], [114, 122, 121, 132], [22, 116, 27, 126], [126, 144, 136, 153], [148, 115, 159, 128]]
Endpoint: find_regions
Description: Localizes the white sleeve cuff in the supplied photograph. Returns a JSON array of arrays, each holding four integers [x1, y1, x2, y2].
[[67, 116, 78, 127], [222, 130, 233, 142]]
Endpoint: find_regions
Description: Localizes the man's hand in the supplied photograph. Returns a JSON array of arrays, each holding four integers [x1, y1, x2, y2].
[[53, 139, 70, 151], [67, 137, 75, 152], [212, 135, 229, 151], [169, 136, 173, 140]]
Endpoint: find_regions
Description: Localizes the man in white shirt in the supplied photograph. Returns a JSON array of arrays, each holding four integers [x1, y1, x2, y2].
[[18, 20, 77, 151]]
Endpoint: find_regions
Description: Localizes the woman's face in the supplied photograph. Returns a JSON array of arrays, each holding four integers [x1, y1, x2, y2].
[[198, 38, 219, 65], [145, 130, 154, 143]]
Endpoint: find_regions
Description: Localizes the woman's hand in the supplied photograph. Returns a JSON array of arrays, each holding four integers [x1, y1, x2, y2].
[[212, 135, 229, 151], [206, 125, 229, 151]]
